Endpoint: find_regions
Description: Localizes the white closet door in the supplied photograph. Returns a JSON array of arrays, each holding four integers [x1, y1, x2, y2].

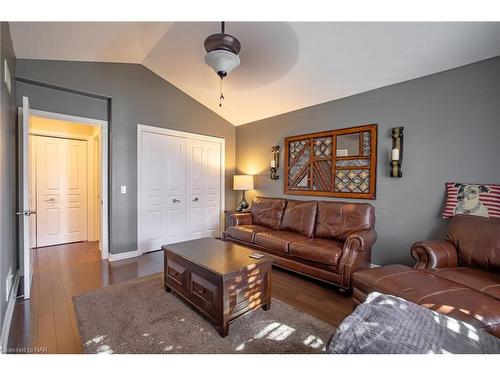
[[203, 141, 221, 238], [187, 140, 205, 239], [164, 136, 186, 244], [138, 126, 223, 252], [186, 140, 221, 239], [36, 137, 87, 247], [139, 132, 186, 252]]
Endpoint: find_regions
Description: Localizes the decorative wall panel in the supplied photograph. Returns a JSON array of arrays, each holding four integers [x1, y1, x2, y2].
[[284, 124, 377, 199]]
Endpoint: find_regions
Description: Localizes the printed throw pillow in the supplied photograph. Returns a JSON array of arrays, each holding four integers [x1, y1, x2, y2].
[[443, 182, 500, 218]]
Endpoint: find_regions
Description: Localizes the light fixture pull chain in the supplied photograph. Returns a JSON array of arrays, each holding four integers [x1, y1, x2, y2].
[[219, 77, 225, 107]]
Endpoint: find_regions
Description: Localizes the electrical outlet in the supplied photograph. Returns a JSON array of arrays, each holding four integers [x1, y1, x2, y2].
[[5, 266, 13, 302], [120, 185, 127, 194]]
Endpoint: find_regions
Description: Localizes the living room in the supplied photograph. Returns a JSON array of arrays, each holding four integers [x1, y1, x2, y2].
[[1, 0, 499, 373]]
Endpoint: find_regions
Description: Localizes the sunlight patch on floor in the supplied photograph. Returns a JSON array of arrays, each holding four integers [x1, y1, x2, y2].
[[303, 335, 324, 349], [85, 334, 107, 347], [234, 322, 297, 351], [96, 345, 113, 354]]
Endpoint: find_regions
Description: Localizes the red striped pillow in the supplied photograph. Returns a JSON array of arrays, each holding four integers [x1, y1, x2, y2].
[[443, 182, 500, 218]]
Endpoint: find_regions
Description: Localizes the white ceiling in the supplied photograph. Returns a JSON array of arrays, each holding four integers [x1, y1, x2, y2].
[[10, 22, 500, 126]]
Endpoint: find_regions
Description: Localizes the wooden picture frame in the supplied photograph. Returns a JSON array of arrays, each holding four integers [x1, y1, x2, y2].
[[284, 124, 378, 199]]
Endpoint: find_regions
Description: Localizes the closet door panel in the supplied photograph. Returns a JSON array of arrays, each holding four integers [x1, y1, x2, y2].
[[164, 136, 187, 243], [204, 142, 221, 238], [189, 206, 205, 239], [140, 132, 166, 251], [187, 141, 205, 238], [63, 139, 87, 243], [188, 142, 204, 205], [37, 137, 64, 247]]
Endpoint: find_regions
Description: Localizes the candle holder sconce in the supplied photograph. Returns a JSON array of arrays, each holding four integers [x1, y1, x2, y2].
[[390, 127, 404, 177], [270, 145, 280, 180]]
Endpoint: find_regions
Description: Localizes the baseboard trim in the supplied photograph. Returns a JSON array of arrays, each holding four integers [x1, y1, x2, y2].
[[0, 271, 20, 353], [108, 250, 142, 262]]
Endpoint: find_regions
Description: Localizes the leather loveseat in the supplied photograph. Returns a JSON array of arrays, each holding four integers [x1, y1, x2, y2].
[[224, 196, 376, 291], [353, 215, 500, 337]]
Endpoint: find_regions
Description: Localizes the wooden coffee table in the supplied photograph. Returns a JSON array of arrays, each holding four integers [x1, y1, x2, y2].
[[162, 237, 272, 337]]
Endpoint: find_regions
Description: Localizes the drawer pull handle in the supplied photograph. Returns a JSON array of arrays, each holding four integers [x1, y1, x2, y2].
[[170, 270, 177, 276], [197, 289, 205, 294]]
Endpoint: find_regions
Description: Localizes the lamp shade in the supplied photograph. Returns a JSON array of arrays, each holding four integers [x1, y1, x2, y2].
[[204, 49, 240, 77], [233, 175, 254, 190]]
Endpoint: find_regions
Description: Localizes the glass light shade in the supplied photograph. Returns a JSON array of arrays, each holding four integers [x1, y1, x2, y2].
[[233, 175, 254, 190], [204, 49, 240, 76]]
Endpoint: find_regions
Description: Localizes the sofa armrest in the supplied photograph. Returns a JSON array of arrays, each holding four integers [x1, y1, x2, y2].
[[229, 212, 253, 226], [338, 230, 377, 289], [411, 240, 458, 269]]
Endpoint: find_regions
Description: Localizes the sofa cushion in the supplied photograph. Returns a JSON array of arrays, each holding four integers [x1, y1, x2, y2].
[[353, 266, 500, 337], [446, 215, 500, 272], [226, 225, 271, 243], [289, 238, 343, 266], [315, 201, 374, 240], [250, 196, 287, 230], [280, 200, 317, 237], [426, 267, 500, 300], [254, 231, 307, 253]]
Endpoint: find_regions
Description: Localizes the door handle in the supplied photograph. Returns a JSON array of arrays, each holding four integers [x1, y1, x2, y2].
[[16, 210, 37, 216], [192, 197, 199, 202], [172, 198, 181, 203], [45, 198, 55, 202]]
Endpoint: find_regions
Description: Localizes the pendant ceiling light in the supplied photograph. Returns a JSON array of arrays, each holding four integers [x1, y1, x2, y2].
[[204, 22, 241, 107]]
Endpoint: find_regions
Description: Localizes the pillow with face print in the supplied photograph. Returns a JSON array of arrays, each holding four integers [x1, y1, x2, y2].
[[443, 182, 500, 218]]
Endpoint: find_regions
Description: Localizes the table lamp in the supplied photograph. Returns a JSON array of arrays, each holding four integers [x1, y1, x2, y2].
[[233, 175, 254, 212]]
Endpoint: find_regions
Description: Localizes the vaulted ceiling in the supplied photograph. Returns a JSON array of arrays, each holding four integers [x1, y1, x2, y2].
[[9, 22, 500, 126]]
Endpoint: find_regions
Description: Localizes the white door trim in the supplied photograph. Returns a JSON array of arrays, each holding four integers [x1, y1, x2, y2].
[[29, 109, 110, 260], [0, 271, 20, 353], [137, 124, 226, 254]]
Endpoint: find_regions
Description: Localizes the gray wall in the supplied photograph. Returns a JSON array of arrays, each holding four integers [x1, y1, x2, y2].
[[16, 81, 109, 121], [16, 59, 236, 255], [236, 56, 500, 265], [0, 22, 17, 328]]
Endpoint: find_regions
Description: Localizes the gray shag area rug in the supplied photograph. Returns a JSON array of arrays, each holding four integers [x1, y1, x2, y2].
[[73, 273, 334, 354]]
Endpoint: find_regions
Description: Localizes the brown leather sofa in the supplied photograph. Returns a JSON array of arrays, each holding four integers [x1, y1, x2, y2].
[[353, 215, 500, 337], [224, 196, 376, 291]]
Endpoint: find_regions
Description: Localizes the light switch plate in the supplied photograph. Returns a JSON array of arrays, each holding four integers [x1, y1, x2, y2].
[[120, 185, 127, 194]]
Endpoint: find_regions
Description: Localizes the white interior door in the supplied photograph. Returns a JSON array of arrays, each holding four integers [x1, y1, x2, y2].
[[186, 140, 221, 239], [18, 96, 34, 299], [187, 140, 205, 239], [36, 136, 87, 247], [203, 141, 221, 238], [164, 136, 186, 244], [139, 132, 187, 252]]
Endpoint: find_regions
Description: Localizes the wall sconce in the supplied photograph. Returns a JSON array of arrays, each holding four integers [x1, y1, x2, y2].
[[270, 145, 280, 180], [390, 127, 404, 177]]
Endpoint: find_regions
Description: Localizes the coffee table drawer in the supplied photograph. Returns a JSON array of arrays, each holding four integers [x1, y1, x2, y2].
[[229, 274, 266, 317], [166, 259, 188, 292], [190, 273, 218, 315]]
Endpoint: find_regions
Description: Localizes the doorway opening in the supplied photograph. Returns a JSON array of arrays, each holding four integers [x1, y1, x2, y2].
[[28, 109, 109, 259]]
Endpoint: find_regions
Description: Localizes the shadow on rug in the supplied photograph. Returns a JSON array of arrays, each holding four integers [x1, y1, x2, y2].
[[73, 273, 335, 353]]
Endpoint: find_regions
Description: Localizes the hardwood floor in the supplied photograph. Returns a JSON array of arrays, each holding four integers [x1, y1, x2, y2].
[[7, 241, 352, 354]]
